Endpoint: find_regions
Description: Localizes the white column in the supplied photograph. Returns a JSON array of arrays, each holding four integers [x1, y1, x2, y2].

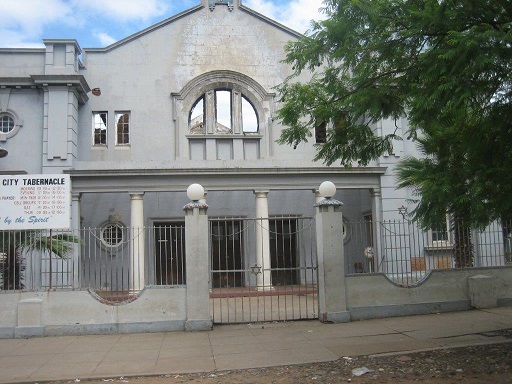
[[254, 190, 273, 290], [371, 188, 383, 272], [71, 193, 81, 231], [129, 192, 145, 293], [71, 192, 81, 288], [313, 189, 323, 205], [199, 191, 207, 205]]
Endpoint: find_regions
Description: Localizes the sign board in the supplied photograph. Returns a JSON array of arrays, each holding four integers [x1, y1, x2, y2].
[[0, 174, 70, 230]]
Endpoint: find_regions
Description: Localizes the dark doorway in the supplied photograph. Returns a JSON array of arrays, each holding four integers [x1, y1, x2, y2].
[[154, 222, 186, 285], [270, 218, 299, 285], [210, 219, 244, 288]]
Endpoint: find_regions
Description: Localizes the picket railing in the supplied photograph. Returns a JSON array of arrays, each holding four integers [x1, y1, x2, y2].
[[1, 219, 510, 294]]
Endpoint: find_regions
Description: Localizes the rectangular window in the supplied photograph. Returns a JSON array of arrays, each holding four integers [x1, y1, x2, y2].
[[432, 228, 449, 242], [215, 90, 232, 133], [115, 112, 130, 145], [430, 215, 451, 245], [92, 112, 108, 146], [315, 120, 327, 143]]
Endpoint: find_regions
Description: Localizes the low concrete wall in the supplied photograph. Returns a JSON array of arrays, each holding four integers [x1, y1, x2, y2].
[[1, 268, 510, 338], [346, 267, 512, 320], [0, 287, 188, 338]]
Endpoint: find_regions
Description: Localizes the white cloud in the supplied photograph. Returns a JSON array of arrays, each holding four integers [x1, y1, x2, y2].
[[0, 29, 44, 48], [0, 0, 326, 48], [70, 0, 169, 21], [244, 0, 279, 18], [94, 32, 117, 47], [0, 0, 71, 46], [244, 0, 326, 34]]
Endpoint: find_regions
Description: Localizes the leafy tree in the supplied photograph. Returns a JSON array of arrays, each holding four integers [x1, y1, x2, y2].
[[395, 127, 475, 267], [275, 0, 512, 226], [0, 230, 79, 290]]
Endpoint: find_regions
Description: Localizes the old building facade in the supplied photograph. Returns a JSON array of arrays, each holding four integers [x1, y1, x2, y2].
[[0, 0, 508, 336]]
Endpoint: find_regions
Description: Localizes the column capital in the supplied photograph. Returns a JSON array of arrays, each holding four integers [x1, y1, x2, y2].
[[370, 187, 382, 197], [129, 192, 145, 199], [71, 192, 82, 200], [313, 189, 323, 204], [183, 201, 209, 213], [253, 190, 269, 197], [315, 197, 343, 208]]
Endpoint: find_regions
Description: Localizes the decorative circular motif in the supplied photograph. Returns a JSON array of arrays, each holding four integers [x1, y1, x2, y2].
[[100, 222, 125, 249]]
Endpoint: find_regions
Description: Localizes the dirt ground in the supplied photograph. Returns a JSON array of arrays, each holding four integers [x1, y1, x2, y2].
[[55, 338, 511, 384]]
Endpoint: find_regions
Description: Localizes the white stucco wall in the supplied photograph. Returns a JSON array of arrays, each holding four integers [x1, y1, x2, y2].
[[346, 268, 512, 319], [0, 287, 187, 338], [75, 4, 317, 169]]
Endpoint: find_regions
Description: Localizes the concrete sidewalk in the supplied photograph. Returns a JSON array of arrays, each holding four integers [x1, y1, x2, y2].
[[0, 307, 511, 383]]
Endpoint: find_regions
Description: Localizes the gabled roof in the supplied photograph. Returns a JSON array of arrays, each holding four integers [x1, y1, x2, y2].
[[83, 2, 303, 53]]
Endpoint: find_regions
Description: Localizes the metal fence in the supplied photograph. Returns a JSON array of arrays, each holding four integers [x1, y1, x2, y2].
[[345, 219, 511, 286], [0, 225, 186, 303], [209, 216, 318, 323], [1, 219, 510, 298]]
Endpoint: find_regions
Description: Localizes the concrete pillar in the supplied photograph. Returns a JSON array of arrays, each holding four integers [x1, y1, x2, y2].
[[129, 192, 145, 293], [315, 192, 350, 323], [254, 190, 273, 290], [71, 192, 81, 288], [184, 198, 212, 331]]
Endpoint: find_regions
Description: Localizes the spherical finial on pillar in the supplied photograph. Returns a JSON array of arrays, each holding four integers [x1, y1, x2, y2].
[[315, 181, 342, 209], [184, 184, 208, 213], [319, 181, 336, 198], [187, 183, 204, 201]]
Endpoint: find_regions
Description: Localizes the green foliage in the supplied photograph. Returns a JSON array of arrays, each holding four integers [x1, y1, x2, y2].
[[276, 0, 512, 225], [0, 230, 80, 290]]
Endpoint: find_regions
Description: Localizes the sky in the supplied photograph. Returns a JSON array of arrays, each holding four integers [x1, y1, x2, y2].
[[0, 0, 326, 49]]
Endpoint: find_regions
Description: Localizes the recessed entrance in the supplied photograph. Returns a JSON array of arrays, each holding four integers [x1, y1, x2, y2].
[[154, 222, 186, 285], [270, 218, 299, 286], [210, 219, 244, 288]]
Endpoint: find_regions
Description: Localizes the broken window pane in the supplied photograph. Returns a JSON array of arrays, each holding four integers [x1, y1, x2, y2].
[[93, 112, 107, 145], [215, 90, 232, 133], [242, 96, 258, 133], [189, 97, 205, 133], [115, 112, 130, 145]]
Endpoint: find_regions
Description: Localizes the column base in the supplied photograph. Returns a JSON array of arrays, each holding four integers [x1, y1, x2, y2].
[[256, 285, 275, 292]]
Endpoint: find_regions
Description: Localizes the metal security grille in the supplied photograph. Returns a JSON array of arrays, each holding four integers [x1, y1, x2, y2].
[[210, 216, 318, 323]]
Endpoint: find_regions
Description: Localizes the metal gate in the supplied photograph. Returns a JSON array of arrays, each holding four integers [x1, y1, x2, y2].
[[209, 216, 318, 323]]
